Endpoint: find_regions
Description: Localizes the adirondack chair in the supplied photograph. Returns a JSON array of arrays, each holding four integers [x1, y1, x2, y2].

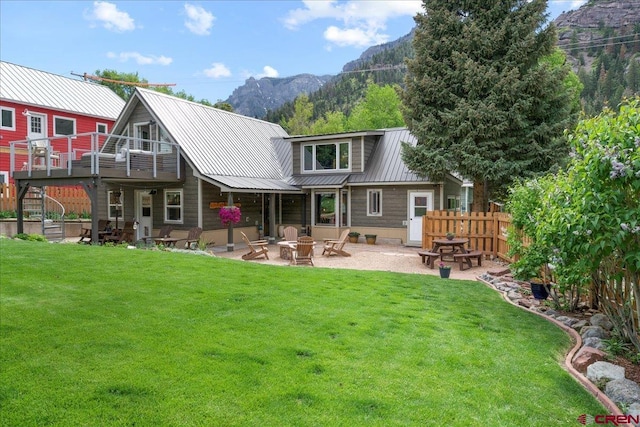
[[322, 228, 351, 257], [103, 221, 136, 245], [181, 227, 203, 249], [142, 225, 174, 245], [281, 226, 298, 242], [78, 219, 111, 244], [291, 236, 314, 266], [240, 231, 269, 260]]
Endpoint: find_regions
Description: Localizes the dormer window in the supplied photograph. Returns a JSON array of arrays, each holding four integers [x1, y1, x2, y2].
[[302, 141, 350, 173]]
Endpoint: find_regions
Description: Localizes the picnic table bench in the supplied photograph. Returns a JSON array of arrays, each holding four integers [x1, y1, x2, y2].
[[417, 250, 440, 269], [452, 250, 483, 271]]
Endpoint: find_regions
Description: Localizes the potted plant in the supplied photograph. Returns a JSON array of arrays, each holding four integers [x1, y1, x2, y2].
[[446, 232, 455, 240], [348, 231, 360, 243], [439, 262, 451, 279], [365, 234, 377, 245]]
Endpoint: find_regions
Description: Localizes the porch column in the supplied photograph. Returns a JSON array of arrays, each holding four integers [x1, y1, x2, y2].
[[301, 193, 307, 236], [268, 193, 276, 244], [227, 192, 234, 252], [80, 179, 99, 244], [15, 180, 29, 235]]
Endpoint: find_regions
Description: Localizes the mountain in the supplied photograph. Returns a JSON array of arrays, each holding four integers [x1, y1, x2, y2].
[[228, 0, 640, 121], [554, 0, 640, 115], [224, 74, 333, 118]]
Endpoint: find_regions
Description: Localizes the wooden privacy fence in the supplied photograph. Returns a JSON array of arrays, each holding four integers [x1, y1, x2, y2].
[[422, 211, 517, 262], [0, 184, 91, 215]]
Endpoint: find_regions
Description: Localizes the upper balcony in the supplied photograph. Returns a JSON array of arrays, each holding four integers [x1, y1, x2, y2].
[[10, 132, 182, 183]]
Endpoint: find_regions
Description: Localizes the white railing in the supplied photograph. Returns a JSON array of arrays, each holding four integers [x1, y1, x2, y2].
[[9, 132, 181, 179]]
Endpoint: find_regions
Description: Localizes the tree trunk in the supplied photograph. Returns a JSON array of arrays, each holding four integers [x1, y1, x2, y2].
[[471, 180, 486, 212]]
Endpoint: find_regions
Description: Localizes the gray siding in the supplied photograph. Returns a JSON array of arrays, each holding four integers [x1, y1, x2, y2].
[[350, 184, 438, 228]]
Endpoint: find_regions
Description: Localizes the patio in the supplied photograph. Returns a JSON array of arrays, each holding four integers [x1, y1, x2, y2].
[[210, 240, 503, 280]]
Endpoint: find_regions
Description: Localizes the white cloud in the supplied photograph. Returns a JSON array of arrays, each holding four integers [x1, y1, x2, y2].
[[257, 66, 279, 78], [184, 3, 215, 36], [203, 63, 231, 78], [85, 1, 136, 32], [571, 0, 587, 8], [324, 25, 388, 48], [282, 0, 421, 48], [107, 51, 173, 66], [239, 66, 280, 80]]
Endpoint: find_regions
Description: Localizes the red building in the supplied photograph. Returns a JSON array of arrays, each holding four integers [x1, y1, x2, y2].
[[0, 61, 125, 184]]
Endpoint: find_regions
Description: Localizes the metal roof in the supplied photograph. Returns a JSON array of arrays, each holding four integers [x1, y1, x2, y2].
[[348, 127, 431, 184], [288, 174, 350, 187], [133, 88, 296, 192], [0, 61, 124, 119], [204, 175, 300, 192]]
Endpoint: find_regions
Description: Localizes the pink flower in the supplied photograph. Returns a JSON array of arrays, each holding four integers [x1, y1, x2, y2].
[[219, 206, 241, 226]]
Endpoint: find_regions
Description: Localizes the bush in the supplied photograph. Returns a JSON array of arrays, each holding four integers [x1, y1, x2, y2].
[[13, 233, 48, 242]]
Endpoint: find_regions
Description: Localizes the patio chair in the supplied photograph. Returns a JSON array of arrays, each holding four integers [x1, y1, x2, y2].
[[322, 228, 351, 257], [181, 226, 203, 250], [103, 221, 136, 245], [78, 219, 111, 244], [142, 225, 174, 245], [240, 231, 269, 260], [281, 226, 298, 242], [291, 236, 314, 266]]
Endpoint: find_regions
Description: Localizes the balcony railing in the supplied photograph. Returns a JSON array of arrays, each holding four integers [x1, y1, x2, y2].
[[9, 132, 181, 180]]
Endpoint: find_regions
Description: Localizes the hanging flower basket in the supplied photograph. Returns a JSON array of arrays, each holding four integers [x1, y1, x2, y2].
[[219, 206, 241, 226]]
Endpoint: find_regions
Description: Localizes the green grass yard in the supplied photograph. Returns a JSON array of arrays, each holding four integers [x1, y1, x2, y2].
[[0, 239, 604, 426]]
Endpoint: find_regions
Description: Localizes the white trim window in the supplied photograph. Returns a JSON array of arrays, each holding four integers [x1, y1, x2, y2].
[[108, 191, 124, 221], [164, 189, 183, 223], [313, 191, 337, 225], [1, 107, 15, 131], [367, 189, 382, 216], [53, 115, 76, 136], [302, 140, 350, 172], [96, 123, 108, 134]]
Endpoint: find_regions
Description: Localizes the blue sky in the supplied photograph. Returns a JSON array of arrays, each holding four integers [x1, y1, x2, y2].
[[1, 0, 586, 104]]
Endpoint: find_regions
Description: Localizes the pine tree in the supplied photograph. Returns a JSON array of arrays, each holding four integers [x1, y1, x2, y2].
[[401, 0, 577, 211]]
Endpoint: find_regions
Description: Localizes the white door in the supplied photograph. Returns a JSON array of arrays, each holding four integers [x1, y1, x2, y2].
[[135, 190, 153, 240], [27, 113, 47, 140], [408, 191, 434, 245]]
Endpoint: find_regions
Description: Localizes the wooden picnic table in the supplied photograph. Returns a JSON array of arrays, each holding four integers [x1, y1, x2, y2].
[[432, 238, 471, 268]]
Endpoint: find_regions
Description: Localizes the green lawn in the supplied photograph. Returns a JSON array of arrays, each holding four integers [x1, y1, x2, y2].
[[0, 239, 604, 426]]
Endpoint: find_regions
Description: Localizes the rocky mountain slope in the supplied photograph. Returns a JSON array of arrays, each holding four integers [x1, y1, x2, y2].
[[227, 0, 639, 119], [224, 73, 333, 118]]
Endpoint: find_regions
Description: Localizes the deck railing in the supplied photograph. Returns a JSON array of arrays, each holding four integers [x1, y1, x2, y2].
[[9, 131, 181, 179]]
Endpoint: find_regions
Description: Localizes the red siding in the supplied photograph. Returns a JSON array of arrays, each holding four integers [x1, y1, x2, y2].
[[0, 100, 118, 181]]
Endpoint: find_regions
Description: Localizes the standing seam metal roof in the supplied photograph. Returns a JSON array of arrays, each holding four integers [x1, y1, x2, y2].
[[134, 88, 293, 187], [0, 61, 124, 119]]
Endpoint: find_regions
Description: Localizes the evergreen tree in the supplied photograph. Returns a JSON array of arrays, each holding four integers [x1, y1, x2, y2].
[[401, 0, 576, 211]]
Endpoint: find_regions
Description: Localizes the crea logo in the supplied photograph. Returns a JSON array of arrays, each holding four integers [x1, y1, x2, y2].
[[577, 413, 640, 425]]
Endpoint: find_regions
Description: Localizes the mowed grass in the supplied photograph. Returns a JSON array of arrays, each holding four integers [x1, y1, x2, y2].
[[0, 239, 603, 426]]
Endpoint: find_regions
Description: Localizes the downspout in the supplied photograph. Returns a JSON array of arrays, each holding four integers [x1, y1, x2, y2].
[[197, 179, 203, 228]]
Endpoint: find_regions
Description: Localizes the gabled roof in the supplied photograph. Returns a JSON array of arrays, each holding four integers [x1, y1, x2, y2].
[[276, 127, 447, 188], [0, 61, 124, 120], [348, 127, 432, 185], [130, 88, 299, 192]]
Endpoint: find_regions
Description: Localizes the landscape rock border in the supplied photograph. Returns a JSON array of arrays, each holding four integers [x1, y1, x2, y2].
[[477, 270, 635, 423]]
